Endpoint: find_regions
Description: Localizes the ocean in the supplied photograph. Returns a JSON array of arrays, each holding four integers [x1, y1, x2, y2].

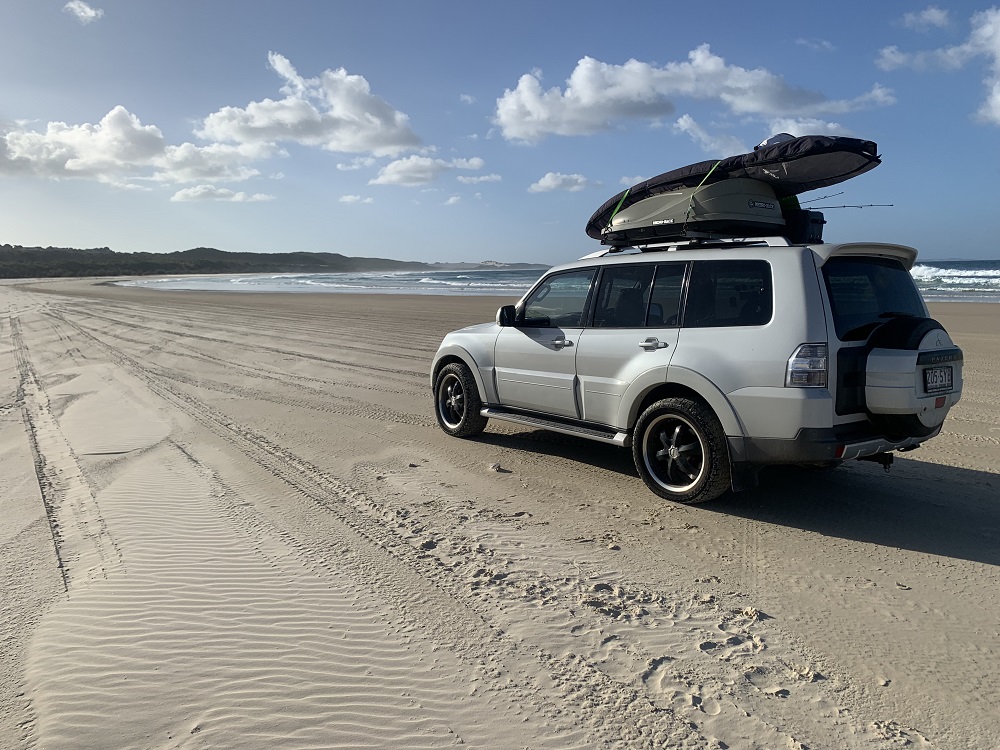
[[909, 260, 1000, 303], [115, 260, 1000, 303], [115, 268, 544, 297]]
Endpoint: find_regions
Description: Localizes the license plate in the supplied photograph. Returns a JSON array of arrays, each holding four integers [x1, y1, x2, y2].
[[924, 366, 953, 394]]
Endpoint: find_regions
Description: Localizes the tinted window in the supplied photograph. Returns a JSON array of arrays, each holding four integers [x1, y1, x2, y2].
[[823, 256, 925, 341], [521, 269, 596, 327], [593, 265, 655, 327], [684, 260, 773, 328], [649, 263, 686, 326]]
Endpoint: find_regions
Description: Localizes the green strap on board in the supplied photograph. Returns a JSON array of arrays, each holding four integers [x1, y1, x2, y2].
[[604, 188, 631, 232], [682, 160, 722, 234]]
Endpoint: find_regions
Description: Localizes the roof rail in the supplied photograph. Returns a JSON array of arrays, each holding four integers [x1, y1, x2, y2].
[[580, 236, 795, 259], [636, 236, 793, 251]]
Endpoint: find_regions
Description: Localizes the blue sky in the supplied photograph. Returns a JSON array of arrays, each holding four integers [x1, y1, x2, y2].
[[2, 1, 999, 263]]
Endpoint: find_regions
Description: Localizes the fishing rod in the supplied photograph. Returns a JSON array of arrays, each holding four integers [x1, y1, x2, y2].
[[810, 204, 894, 209], [801, 190, 893, 209]]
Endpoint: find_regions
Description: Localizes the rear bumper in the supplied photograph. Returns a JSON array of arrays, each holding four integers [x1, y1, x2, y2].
[[729, 422, 940, 465]]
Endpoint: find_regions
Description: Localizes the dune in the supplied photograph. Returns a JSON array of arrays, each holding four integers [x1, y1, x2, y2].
[[1, 278, 998, 749]]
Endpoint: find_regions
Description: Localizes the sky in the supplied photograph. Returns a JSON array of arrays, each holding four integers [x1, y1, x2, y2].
[[2, 1, 999, 264]]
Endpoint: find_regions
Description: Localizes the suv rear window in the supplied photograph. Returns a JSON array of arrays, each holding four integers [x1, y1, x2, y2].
[[823, 256, 925, 341], [683, 260, 773, 328]]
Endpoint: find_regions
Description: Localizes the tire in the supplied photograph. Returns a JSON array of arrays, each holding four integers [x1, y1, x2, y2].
[[434, 363, 488, 438], [632, 397, 731, 504], [864, 316, 948, 440]]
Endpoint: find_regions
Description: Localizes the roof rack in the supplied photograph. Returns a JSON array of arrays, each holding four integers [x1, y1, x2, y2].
[[579, 236, 794, 260]]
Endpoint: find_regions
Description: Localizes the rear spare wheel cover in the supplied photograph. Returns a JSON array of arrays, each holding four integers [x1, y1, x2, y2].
[[863, 317, 953, 440]]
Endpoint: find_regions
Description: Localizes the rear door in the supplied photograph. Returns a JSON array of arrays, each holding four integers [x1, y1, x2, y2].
[[819, 254, 937, 424], [576, 262, 686, 427], [494, 268, 596, 418]]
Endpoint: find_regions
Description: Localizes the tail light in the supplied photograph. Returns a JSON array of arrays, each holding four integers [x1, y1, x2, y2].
[[786, 344, 828, 388]]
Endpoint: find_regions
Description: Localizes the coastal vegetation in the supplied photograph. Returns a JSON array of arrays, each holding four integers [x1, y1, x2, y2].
[[0, 244, 453, 278]]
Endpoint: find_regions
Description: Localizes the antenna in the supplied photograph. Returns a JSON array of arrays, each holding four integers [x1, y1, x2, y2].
[[810, 204, 893, 209]]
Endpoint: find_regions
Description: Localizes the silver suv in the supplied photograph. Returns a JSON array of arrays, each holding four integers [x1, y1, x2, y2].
[[431, 238, 963, 503]]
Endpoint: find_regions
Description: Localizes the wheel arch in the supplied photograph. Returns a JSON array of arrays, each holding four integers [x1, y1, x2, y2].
[[620, 366, 745, 438], [431, 346, 490, 403]]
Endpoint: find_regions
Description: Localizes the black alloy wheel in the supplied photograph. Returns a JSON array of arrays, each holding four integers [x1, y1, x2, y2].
[[434, 362, 488, 437], [633, 397, 731, 503]]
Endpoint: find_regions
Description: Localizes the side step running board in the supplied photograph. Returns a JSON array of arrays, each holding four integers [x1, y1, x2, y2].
[[480, 407, 630, 447]]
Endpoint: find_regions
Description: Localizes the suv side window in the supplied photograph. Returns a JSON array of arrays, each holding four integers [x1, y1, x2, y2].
[[649, 262, 687, 326], [683, 260, 773, 328], [521, 269, 597, 327], [593, 265, 655, 327]]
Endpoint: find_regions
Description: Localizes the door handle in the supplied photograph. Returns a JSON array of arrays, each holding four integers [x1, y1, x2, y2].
[[639, 337, 669, 351], [552, 338, 573, 349]]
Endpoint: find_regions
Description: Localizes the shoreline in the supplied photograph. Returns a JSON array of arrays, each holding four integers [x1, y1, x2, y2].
[[11, 261, 1000, 304], [15, 276, 1000, 335]]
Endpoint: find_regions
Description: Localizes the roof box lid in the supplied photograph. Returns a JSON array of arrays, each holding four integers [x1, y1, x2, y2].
[[587, 134, 879, 242], [601, 178, 786, 246]]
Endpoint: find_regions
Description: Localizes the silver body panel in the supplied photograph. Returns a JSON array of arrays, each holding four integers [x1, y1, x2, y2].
[[431, 240, 958, 465]]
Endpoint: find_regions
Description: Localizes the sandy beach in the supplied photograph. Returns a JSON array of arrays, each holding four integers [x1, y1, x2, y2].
[[2, 278, 998, 750]]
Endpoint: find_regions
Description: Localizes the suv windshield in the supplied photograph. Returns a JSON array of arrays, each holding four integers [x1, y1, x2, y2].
[[823, 256, 925, 341]]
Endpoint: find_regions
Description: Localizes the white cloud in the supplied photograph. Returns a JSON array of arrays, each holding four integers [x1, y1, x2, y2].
[[495, 45, 893, 142], [903, 6, 950, 31], [368, 155, 484, 186], [673, 114, 747, 155], [877, 8, 1000, 124], [339, 194, 373, 204], [0, 52, 422, 193], [766, 117, 851, 137], [795, 38, 836, 52], [456, 173, 501, 184], [444, 195, 461, 205], [63, 1, 103, 24], [460, 94, 476, 104], [197, 52, 421, 157], [154, 141, 276, 183], [336, 156, 376, 171], [2, 106, 163, 180], [876, 43, 973, 71], [0, 105, 277, 186], [170, 185, 274, 202], [528, 172, 590, 193], [620, 175, 646, 186]]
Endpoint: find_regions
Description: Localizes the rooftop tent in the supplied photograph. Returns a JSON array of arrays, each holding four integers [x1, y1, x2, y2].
[[585, 134, 880, 243]]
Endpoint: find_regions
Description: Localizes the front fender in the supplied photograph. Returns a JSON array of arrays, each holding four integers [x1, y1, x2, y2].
[[431, 344, 494, 403]]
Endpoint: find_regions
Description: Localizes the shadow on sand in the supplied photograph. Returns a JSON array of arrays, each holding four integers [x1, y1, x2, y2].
[[476, 428, 1000, 568]]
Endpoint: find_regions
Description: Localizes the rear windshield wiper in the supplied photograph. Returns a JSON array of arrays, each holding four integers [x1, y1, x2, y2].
[[840, 321, 882, 341], [840, 312, 917, 341]]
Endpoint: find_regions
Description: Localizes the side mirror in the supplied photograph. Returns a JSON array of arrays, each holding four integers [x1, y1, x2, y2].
[[496, 305, 516, 327]]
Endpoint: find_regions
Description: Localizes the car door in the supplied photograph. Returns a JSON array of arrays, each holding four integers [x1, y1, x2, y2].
[[576, 262, 686, 427], [494, 268, 596, 418]]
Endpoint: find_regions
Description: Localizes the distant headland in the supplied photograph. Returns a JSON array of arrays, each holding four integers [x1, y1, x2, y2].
[[0, 244, 548, 279]]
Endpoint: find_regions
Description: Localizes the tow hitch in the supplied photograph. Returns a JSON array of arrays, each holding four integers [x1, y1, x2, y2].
[[859, 453, 894, 472]]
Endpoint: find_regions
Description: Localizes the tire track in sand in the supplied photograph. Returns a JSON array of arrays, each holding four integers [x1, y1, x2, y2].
[[27, 443, 520, 750], [49, 310, 710, 749], [10, 315, 123, 591]]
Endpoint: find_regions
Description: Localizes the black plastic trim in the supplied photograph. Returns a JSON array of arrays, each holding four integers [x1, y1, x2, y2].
[[483, 405, 619, 438], [740, 421, 903, 464], [917, 347, 963, 366]]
